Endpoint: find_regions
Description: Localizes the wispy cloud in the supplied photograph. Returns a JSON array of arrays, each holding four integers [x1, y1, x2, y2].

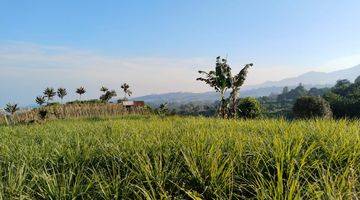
[[0, 42, 215, 105], [1, 41, 357, 105]]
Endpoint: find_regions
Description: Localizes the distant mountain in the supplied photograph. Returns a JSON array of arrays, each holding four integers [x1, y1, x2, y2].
[[133, 64, 360, 105], [249, 64, 360, 89]]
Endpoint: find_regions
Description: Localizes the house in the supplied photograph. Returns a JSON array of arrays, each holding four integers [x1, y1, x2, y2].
[[121, 101, 145, 107]]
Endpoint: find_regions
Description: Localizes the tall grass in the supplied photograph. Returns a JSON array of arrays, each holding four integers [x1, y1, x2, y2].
[[0, 116, 359, 199]]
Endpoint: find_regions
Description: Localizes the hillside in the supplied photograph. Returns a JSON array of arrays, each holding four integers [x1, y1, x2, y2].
[[251, 64, 360, 88], [134, 64, 360, 104]]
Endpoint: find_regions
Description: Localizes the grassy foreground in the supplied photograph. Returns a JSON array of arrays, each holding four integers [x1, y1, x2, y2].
[[0, 116, 360, 199]]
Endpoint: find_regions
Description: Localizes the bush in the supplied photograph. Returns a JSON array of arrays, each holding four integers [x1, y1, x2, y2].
[[293, 96, 332, 119], [237, 97, 262, 119]]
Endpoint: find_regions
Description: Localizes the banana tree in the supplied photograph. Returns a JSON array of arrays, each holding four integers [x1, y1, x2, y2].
[[197, 56, 232, 118], [228, 63, 253, 118]]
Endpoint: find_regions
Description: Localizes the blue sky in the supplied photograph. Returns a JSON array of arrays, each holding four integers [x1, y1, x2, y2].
[[1, 0, 360, 105]]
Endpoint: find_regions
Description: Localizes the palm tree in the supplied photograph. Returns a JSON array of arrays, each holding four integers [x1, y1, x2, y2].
[[43, 87, 56, 104], [100, 86, 108, 93], [57, 87, 67, 103], [35, 96, 46, 106], [121, 83, 132, 101], [4, 103, 19, 125], [76, 87, 86, 100]]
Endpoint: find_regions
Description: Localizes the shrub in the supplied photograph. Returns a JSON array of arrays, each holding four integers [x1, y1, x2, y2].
[[38, 110, 48, 120], [293, 96, 332, 119], [237, 97, 262, 119]]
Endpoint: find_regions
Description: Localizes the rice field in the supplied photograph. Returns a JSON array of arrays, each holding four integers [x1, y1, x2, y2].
[[0, 115, 360, 199], [0, 103, 149, 125]]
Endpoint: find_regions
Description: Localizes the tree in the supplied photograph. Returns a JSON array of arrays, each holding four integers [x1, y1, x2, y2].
[[229, 63, 253, 118], [35, 96, 46, 106], [121, 83, 132, 100], [197, 56, 252, 118], [100, 86, 108, 93], [293, 96, 332, 119], [57, 88, 67, 103], [333, 79, 351, 96], [43, 87, 56, 104], [100, 90, 117, 102], [4, 103, 19, 115], [76, 87, 86, 100], [237, 97, 262, 119], [157, 103, 169, 117], [282, 86, 289, 94], [4, 103, 19, 125]]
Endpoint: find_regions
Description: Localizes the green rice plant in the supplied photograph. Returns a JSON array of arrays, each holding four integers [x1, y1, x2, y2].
[[0, 116, 359, 199]]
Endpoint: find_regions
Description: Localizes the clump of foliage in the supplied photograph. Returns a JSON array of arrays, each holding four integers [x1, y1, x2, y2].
[[121, 83, 132, 101], [323, 77, 360, 118], [293, 96, 332, 119], [259, 84, 330, 118], [237, 97, 262, 119], [3, 103, 19, 125], [35, 96, 46, 106], [197, 56, 252, 118], [38, 109, 48, 120], [57, 87, 67, 103], [43, 87, 56, 104], [99, 87, 117, 102], [156, 103, 169, 117], [76, 86, 86, 100]]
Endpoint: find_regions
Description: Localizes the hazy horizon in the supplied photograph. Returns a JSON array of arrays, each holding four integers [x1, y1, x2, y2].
[[1, 1, 360, 105]]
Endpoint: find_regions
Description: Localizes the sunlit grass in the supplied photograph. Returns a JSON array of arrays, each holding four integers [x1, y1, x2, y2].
[[0, 116, 359, 199]]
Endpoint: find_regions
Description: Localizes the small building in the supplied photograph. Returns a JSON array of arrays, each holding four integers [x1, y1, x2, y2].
[[121, 101, 145, 107]]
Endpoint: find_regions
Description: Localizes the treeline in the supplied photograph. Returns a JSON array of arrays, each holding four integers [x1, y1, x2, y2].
[[170, 77, 360, 119], [1, 83, 137, 125]]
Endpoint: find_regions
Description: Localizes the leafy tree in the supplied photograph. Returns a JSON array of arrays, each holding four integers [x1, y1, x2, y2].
[[323, 80, 360, 118], [197, 57, 232, 118], [157, 103, 169, 117], [282, 86, 289, 94], [237, 97, 262, 119], [4, 103, 19, 115], [43, 87, 56, 104], [57, 88, 67, 103], [197, 56, 252, 118], [35, 96, 46, 106], [277, 83, 308, 103], [100, 90, 117, 102], [293, 96, 332, 119], [308, 87, 329, 97], [121, 83, 132, 100], [332, 79, 351, 96], [4, 103, 19, 125], [76, 87, 86, 100]]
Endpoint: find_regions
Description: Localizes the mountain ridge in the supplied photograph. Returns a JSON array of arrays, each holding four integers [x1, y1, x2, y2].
[[133, 64, 360, 105]]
